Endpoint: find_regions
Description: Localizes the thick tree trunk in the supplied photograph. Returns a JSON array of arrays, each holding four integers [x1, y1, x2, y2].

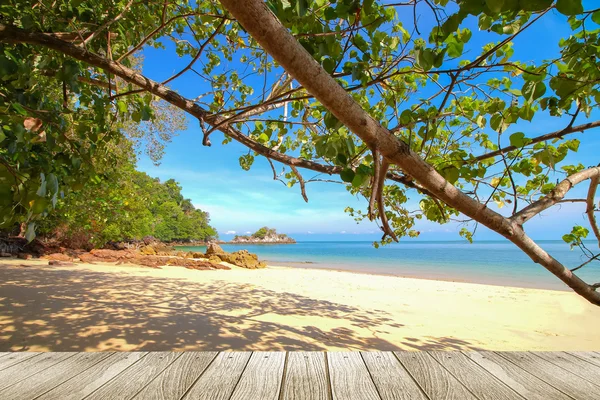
[[217, 0, 600, 305], [1, 15, 599, 304]]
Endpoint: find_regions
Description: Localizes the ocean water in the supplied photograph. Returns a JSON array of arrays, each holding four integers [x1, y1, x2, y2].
[[177, 241, 599, 290]]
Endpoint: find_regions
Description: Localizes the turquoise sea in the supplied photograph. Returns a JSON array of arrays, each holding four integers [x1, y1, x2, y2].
[[177, 241, 599, 291]]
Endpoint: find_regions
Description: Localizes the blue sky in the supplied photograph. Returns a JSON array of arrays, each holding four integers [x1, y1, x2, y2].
[[136, 3, 600, 242]]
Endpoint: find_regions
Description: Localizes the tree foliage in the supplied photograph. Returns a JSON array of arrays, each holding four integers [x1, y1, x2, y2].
[[1, 0, 600, 302], [39, 150, 218, 248]]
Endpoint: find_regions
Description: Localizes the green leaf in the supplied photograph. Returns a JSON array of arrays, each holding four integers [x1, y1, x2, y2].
[[0, 131, 5, 144], [25, 222, 36, 243], [296, 0, 308, 16], [442, 166, 460, 184], [485, 0, 504, 13], [592, 11, 600, 24], [522, 81, 546, 102], [340, 169, 355, 183], [556, 0, 583, 15], [509, 132, 530, 147], [322, 57, 336, 74], [519, 0, 552, 12], [258, 133, 269, 143], [352, 172, 369, 188], [117, 101, 127, 113], [12, 103, 27, 115], [417, 49, 434, 71], [47, 174, 58, 195], [490, 113, 503, 132]]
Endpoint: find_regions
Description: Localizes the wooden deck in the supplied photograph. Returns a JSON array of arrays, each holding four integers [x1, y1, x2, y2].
[[0, 352, 599, 399]]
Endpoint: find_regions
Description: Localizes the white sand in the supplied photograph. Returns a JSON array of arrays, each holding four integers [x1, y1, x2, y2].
[[0, 258, 599, 351]]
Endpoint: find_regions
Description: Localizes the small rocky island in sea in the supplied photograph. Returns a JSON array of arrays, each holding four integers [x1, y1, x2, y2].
[[229, 227, 296, 244]]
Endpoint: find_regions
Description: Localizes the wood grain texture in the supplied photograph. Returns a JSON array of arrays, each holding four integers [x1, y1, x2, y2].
[[38, 352, 147, 400], [428, 351, 521, 400], [394, 351, 477, 400], [132, 352, 217, 400], [0, 352, 40, 371], [182, 352, 252, 400], [361, 352, 427, 400], [327, 352, 381, 400], [464, 351, 571, 400], [85, 352, 181, 400], [0, 352, 109, 399], [566, 352, 600, 368], [281, 352, 330, 400], [0, 352, 74, 392], [533, 352, 600, 387], [498, 351, 600, 399], [230, 352, 286, 400]]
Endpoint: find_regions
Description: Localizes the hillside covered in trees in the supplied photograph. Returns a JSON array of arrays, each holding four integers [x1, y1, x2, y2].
[[231, 227, 295, 244], [38, 165, 218, 249]]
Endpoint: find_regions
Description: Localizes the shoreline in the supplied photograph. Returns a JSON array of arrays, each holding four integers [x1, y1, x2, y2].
[[1, 258, 599, 352], [263, 261, 573, 292]]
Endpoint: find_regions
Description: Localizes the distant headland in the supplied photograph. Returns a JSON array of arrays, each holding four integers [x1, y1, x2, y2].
[[227, 227, 296, 244]]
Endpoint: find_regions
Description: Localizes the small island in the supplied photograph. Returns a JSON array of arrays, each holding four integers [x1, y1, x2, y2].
[[229, 227, 296, 244]]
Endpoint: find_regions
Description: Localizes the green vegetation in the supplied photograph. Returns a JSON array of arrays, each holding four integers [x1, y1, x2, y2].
[[39, 166, 217, 248], [233, 227, 291, 242], [36, 138, 217, 248], [252, 227, 278, 239], [1, 0, 600, 301]]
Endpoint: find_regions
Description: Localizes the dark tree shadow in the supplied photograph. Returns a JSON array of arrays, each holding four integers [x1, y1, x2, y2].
[[0, 264, 482, 352]]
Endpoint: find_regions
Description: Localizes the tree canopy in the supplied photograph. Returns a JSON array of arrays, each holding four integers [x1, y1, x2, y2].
[[1, 0, 600, 304]]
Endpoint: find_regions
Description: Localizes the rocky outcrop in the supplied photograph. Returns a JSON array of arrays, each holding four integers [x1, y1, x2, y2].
[[206, 242, 225, 255], [206, 248, 266, 269], [229, 233, 295, 244], [76, 249, 229, 270]]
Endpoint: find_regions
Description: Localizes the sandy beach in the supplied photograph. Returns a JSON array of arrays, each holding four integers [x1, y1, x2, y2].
[[0, 258, 599, 352]]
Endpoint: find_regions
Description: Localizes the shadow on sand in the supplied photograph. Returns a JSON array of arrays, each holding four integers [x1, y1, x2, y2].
[[0, 265, 482, 352]]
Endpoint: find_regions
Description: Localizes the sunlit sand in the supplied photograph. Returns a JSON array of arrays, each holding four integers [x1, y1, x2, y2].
[[1, 259, 598, 352]]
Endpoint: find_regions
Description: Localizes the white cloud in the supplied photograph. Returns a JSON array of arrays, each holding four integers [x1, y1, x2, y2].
[[307, 231, 313, 234], [224, 230, 237, 235], [340, 231, 346, 234], [245, 231, 252, 234]]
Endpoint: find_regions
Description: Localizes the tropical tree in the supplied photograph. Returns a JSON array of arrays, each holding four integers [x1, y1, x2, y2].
[[1, 0, 600, 304]]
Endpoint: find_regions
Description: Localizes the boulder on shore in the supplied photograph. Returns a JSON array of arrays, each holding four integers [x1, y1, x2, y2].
[[42, 253, 74, 262], [205, 242, 225, 256], [211, 249, 266, 269]]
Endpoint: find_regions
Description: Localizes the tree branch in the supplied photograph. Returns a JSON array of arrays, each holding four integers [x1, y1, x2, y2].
[[512, 167, 600, 225], [217, 0, 600, 305], [82, 0, 135, 46], [473, 121, 600, 163], [587, 175, 600, 248], [290, 165, 308, 202]]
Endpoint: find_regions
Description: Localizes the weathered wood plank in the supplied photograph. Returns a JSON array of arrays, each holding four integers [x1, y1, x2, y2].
[[0, 352, 109, 399], [428, 351, 522, 400], [327, 352, 380, 400], [498, 351, 599, 399], [230, 352, 286, 400], [281, 352, 330, 400], [361, 352, 426, 400], [464, 351, 572, 400], [182, 352, 252, 400], [38, 352, 147, 400], [0, 352, 40, 371], [567, 352, 600, 368], [394, 351, 477, 400], [132, 352, 217, 400], [85, 352, 181, 400], [533, 352, 600, 388], [0, 352, 74, 392]]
